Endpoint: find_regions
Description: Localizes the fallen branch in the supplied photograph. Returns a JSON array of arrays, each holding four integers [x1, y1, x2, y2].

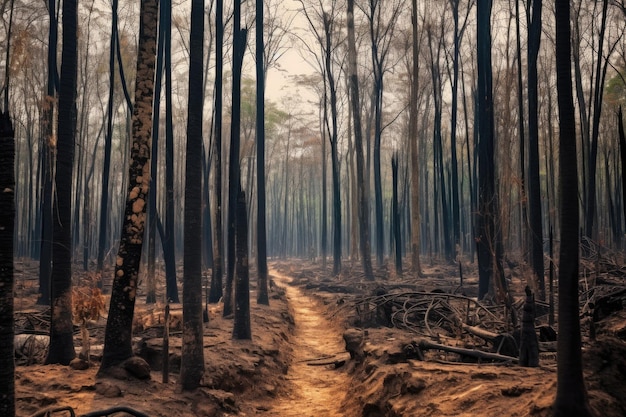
[[418, 339, 518, 363]]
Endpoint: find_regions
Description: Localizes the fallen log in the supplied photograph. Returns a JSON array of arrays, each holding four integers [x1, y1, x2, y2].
[[461, 324, 519, 357], [418, 339, 518, 363]]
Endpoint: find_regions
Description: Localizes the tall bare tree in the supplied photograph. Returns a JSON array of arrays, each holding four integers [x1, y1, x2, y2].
[[97, 0, 120, 288], [409, 0, 422, 274], [553, 0, 593, 415], [256, 0, 269, 305], [476, 0, 505, 300], [448, 0, 472, 257], [347, 0, 374, 280], [46, 0, 77, 365], [296, 0, 343, 274], [230, 0, 252, 339], [37, 0, 58, 306], [181, 0, 205, 390], [617, 105, 626, 229], [526, 0, 545, 300], [209, 0, 224, 304], [0, 110, 15, 416], [163, 0, 179, 303], [363, 0, 403, 266], [99, 0, 159, 372]]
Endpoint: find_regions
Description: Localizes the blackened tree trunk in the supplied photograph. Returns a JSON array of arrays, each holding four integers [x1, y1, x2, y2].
[[617, 106, 626, 231], [0, 111, 15, 416], [231, 0, 250, 337], [202, 146, 214, 273], [527, 0, 545, 300], [146, 1, 166, 304], [519, 286, 539, 367], [164, 0, 179, 304], [476, 0, 504, 300], [99, 0, 158, 372], [225, 0, 247, 317], [330, 139, 341, 275], [553, 0, 592, 414], [181, 0, 205, 390], [427, 26, 452, 260], [409, 0, 422, 275], [391, 154, 401, 275], [322, 12, 342, 276], [515, 0, 528, 261], [209, 0, 224, 304], [366, 0, 402, 267], [97, 0, 119, 289], [233, 186, 251, 339], [46, 0, 77, 365], [347, 0, 373, 281], [583, 0, 611, 244], [37, 0, 58, 305], [256, 0, 269, 305], [449, 0, 463, 256]]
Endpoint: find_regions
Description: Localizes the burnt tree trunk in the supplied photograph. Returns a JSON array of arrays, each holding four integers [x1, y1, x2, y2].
[[181, 0, 205, 389], [99, 0, 158, 371], [46, 0, 77, 365], [392, 154, 402, 275], [209, 0, 224, 304], [233, 186, 251, 340], [0, 111, 15, 416], [617, 106, 626, 234], [553, 0, 592, 414], [347, 0, 373, 280]]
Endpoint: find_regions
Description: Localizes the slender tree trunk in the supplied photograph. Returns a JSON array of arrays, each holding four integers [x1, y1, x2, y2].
[[225, 3, 247, 317], [46, 0, 77, 365], [209, 0, 224, 304], [229, 2, 252, 340], [476, 0, 504, 300], [409, 0, 421, 275], [553, 0, 592, 414], [515, 0, 528, 261], [98, 0, 119, 289], [322, 13, 341, 276], [617, 106, 626, 231], [449, 0, 461, 256], [233, 185, 251, 339], [321, 108, 327, 267], [0, 111, 15, 417], [38, 0, 58, 305], [164, 0, 179, 303], [374, 77, 384, 266], [146, 2, 166, 304], [527, 0, 545, 300], [583, 0, 610, 243], [331, 140, 342, 275], [345, 75, 358, 263], [256, 0, 269, 305], [392, 154, 401, 275], [99, 0, 158, 371], [347, 0, 373, 280], [181, 0, 205, 389]]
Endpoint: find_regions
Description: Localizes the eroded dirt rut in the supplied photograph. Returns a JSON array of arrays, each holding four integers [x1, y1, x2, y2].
[[265, 271, 352, 417]]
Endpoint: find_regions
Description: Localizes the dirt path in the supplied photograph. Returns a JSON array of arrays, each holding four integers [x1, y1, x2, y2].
[[265, 271, 352, 417]]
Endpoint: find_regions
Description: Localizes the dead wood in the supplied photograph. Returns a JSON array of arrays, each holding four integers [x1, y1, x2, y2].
[[418, 339, 518, 363], [462, 324, 499, 341]]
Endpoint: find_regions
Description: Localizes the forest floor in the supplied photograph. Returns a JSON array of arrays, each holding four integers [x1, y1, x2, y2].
[[12, 256, 626, 417]]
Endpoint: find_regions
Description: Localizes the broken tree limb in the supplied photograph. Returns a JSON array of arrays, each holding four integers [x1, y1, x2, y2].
[[418, 339, 519, 363], [462, 324, 499, 341]]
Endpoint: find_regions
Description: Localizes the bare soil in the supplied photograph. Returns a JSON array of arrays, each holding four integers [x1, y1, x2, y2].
[[12, 258, 626, 417]]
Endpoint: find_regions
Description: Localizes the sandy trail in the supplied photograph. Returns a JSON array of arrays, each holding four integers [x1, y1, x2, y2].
[[264, 270, 351, 417]]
